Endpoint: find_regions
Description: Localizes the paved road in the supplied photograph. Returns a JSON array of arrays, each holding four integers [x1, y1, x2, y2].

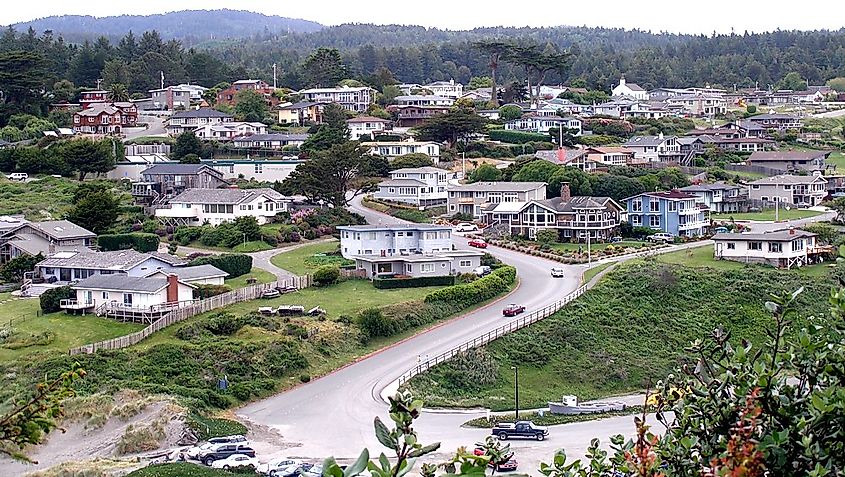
[[123, 114, 167, 140]]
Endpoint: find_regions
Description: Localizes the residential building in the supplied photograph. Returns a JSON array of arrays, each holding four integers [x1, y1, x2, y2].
[[395, 95, 454, 107], [108, 154, 172, 181], [746, 151, 830, 173], [746, 113, 802, 131], [713, 229, 822, 268], [347, 116, 391, 140], [133, 163, 228, 204], [423, 80, 463, 99], [679, 182, 747, 213], [149, 84, 207, 110], [362, 141, 441, 162], [447, 181, 547, 219], [622, 134, 683, 163], [166, 108, 234, 136], [231, 133, 309, 149], [747, 174, 828, 207], [611, 76, 648, 100], [155, 188, 291, 226], [145, 264, 227, 285], [72, 102, 138, 134], [699, 136, 776, 152], [298, 86, 376, 112], [504, 116, 583, 135], [397, 83, 422, 95], [534, 148, 598, 172], [216, 79, 277, 107], [585, 147, 636, 167], [372, 167, 449, 207], [482, 184, 623, 241], [0, 220, 96, 263], [592, 99, 668, 119], [664, 93, 727, 116], [277, 101, 324, 125], [725, 120, 767, 138], [337, 224, 482, 279], [387, 105, 450, 127], [624, 191, 709, 237], [205, 159, 303, 183], [192, 122, 267, 141], [79, 90, 109, 109], [35, 249, 186, 283]]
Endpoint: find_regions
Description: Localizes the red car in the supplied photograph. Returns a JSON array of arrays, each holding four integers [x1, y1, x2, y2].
[[502, 304, 526, 317], [468, 238, 488, 248], [494, 458, 519, 472]]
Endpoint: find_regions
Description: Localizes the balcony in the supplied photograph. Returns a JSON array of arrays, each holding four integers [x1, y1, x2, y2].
[[156, 207, 200, 218], [60, 299, 93, 310], [556, 219, 618, 229], [456, 197, 475, 204]]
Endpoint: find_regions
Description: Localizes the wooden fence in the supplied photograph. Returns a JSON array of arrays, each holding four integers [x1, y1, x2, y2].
[[68, 275, 311, 355]]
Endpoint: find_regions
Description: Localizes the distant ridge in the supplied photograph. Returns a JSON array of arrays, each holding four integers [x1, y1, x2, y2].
[[9, 9, 323, 43]]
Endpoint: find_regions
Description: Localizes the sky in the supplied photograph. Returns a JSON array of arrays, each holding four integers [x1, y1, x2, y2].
[[2, 0, 845, 34]]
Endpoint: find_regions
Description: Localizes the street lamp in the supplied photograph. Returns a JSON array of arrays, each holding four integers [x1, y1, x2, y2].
[[511, 366, 519, 420]]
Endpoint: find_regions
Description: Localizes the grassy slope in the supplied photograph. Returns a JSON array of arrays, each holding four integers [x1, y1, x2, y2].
[[269, 241, 342, 276], [582, 262, 613, 284], [223, 267, 277, 289], [711, 209, 822, 221], [0, 176, 77, 220], [656, 245, 831, 276], [403, 260, 838, 410]]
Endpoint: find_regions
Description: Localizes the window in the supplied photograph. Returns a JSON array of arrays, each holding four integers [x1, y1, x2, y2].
[[459, 260, 472, 267], [649, 216, 660, 227], [377, 263, 392, 273], [123, 293, 133, 306], [649, 199, 660, 210], [748, 241, 762, 251], [727, 242, 736, 250], [102, 291, 109, 299], [406, 264, 412, 273], [631, 199, 642, 212], [631, 215, 642, 225], [761, 196, 769, 202], [751, 185, 760, 190], [668, 201, 677, 212], [769, 242, 782, 253], [420, 263, 435, 273], [792, 239, 804, 252], [254, 163, 263, 174], [406, 232, 414, 237]]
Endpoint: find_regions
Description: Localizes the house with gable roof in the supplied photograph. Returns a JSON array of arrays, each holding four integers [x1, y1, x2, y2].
[[611, 76, 648, 100], [373, 167, 450, 207], [155, 188, 292, 226], [0, 219, 96, 263], [624, 190, 709, 237]]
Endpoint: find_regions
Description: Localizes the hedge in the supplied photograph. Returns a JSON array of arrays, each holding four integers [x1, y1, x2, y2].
[[424, 266, 516, 308], [374, 275, 456, 289], [489, 129, 548, 144], [40, 286, 74, 313], [189, 254, 252, 278], [97, 233, 160, 253]]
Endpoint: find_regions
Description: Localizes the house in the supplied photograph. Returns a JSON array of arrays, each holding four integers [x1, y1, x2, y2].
[[35, 249, 187, 283], [679, 182, 747, 213], [155, 188, 291, 226], [701, 136, 775, 153], [622, 134, 683, 163], [192, 122, 268, 141], [372, 167, 449, 207], [145, 263, 228, 285], [132, 163, 228, 204], [504, 116, 583, 136], [60, 273, 200, 319], [166, 108, 234, 136], [746, 151, 830, 173], [585, 147, 636, 167], [624, 191, 709, 237], [0, 220, 96, 263], [395, 95, 454, 107], [347, 116, 391, 140], [337, 224, 483, 279], [713, 229, 823, 268], [277, 101, 324, 125], [362, 141, 441, 162], [79, 90, 109, 109], [482, 184, 623, 241], [231, 133, 309, 150], [459, 88, 493, 102], [534, 148, 598, 172], [216, 80, 277, 107], [664, 93, 727, 116], [108, 154, 172, 181], [447, 181, 547, 219], [72, 102, 138, 134], [387, 105, 450, 127], [746, 113, 802, 131], [205, 158, 303, 183], [747, 174, 828, 207], [396, 83, 422, 95], [423, 80, 463, 99], [725, 120, 767, 138], [298, 86, 375, 112], [611, 76, 648, 100], [149, 84, 207, 110]]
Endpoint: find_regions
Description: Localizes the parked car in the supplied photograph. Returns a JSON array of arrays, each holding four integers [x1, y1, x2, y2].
[[300, 464, 324, 477], [455, 222, 478, 232], [259, 458, 302, 474], [646, 232, 674, 243], [713, 226, 729, 234], [550, 267, 565, 278], [198, 443, 256, 466], [6, 172, 27, 181], [495, 458, 519, 472], [610, 236, 624, 243], [502, 304, 526, 317], [186, 443, 215, 460], [468, 238, 488, 248], [473, 265, 492, 277], [210, 454, 259, 470], [208, 435, 247, 445], [492, 421, 549, 441], [270, 463, 314, 477]]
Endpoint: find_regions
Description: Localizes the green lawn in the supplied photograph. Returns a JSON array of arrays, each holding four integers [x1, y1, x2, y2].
[[232, 240, 273, 253], [583, 262, 614, 284], [827, 151, 845, 170], [657, 244, 832, 276], [269, 240, 347, 276], [712, 209, 823, 222], [0, 293, 144, 363], [545, 241, 648, 252], [224, 267, 277, 289]]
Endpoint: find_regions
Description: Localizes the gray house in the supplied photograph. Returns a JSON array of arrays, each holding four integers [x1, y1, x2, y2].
[[133, 163, 228, 204], [679, 183, 747, 213], [748, 174, 828, 207], [0, 220, 96, 263], [746, 151, 830, 173], [447, 182, 547, 219]]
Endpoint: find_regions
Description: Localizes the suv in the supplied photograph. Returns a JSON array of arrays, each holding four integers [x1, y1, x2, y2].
[[6, 173, 27, 181], [198, 443, 256, 466], [473, 265, 492, 277], [455, 222, 478, 232], [647, 232, 674, 243], [492, 421, 549, 441], [208, 435, 247, 445]]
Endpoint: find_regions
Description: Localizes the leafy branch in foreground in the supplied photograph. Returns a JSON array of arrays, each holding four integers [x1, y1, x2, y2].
[[0, 364, 85, 463]]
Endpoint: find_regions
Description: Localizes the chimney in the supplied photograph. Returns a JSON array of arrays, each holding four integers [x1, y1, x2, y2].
[[789, 227, 795, 235], [48, 240, 55, 255], [166, 274, 179, 303], [658, 132, 664, 140], [560, 182, 571, 202], [619, 75, 626, 86]]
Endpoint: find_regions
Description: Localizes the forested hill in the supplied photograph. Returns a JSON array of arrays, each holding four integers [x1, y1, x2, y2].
[[9, 9, 323, 44]]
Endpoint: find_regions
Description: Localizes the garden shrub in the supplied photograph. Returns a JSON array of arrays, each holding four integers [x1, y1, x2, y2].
[[424, 266, 516, 308], [97, 233, 160, 253], [193, 284, 231, 299], [0, 252, 43, 282], [39, 286, 74, 313], [489, 129, 548, 144], [189, 254, 252, 278], [358, 308, 396, 338], [313, 265, 340, 286], [373, 275, 456, 289]]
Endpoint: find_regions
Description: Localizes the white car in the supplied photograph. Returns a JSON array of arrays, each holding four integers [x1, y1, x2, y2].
[[6, 172, 27, 181], [260, 458, 303, 474], [550, 267, 565, 278], [454, 222, 478, 232], [210, 453, 259, 469], [185, 442, 215, 460]]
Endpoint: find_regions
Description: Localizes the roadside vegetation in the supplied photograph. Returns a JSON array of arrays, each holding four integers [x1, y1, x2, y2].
[[711, 209, 823, 222], [361, 196, 445, 223], [462, 405, 644, 428]]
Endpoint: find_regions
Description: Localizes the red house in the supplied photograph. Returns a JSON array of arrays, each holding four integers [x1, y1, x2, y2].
[[72, 102, 138, 134], [217, 79, 278, 107], [79, 90, 109, 109]]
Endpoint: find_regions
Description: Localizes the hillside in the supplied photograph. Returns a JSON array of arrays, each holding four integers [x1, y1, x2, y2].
[[10, 9, 323, 43]]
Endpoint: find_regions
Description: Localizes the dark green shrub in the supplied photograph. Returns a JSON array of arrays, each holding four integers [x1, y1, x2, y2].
[[358, 308, 396, 338], [0, 252, 42, 282], [39, 286, 74, 313], [189, 254, 252, 278], [313, 265, 340, 286], [489, 129, 548, 144], [193, 284, 231, 299], [299, 374, 311, 383], [373, 275, 456, 289], [97, 233, 160, 252], [423, 266, 516, 308]]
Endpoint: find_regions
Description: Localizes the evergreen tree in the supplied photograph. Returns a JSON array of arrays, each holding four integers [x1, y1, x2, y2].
[[171, 132, 203, 160]]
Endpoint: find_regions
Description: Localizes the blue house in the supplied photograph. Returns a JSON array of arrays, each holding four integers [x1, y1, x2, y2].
[[624, 191, 709, 237]]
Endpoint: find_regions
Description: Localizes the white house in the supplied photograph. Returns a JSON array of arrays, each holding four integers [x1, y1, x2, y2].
[[713, 229, 820, 268], [156, 188, 291, 226], [35, 250, 186, 283], [504, 116, 583, 135], [298, 86, 375, 112], [611, 76, 648, 100], [148, 84, 207, 110], [362, 141, 441, 162], [167, 108, 234, 136], [205, 159, 303, 183], [622, 134, 683, 163], [373, 167, 450, 207], [346, 116, 391, 140], [747, 174, 828, 207], [145, 264, 228, 285], [231, 133, 309, 149], [61, 274, 196, 319], [679, 182, 747, 214], [424, 80, 464, 99], [395, 95, 455, 107], [193, 122, 268, 141]]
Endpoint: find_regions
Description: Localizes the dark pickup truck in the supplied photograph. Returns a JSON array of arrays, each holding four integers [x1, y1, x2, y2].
[[491, 421, 550, 441], [199, 443, 256, 466]]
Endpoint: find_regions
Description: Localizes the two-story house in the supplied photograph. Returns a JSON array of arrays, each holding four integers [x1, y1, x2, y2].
[[624, 190, 709, 237], [166, 108, 234, 136], [298, 86, 375, 112], [347, 116, 391, 140], [482, 184, 623, 241], [611, 76, 648, 100], [0, 220, 96, 263], [133, 163, 229, 204], [192, 122, 268, 141], [149, 84, 207, 110], [665, 93, 727, 116], [72, 102, 138, 134], [338, 224, 482, 279], [747, 174, 828, 207], [447, 182, 547, 219], [713, 229, 821, 268], [362, 141, 441, 162], [746, 113, 802, 132], [277, 101, 325, 125], [231, 133, 309, 150], [585, 147, 636, 167], [746, 151, 830, 173], [373, 167, 449, 207], [504, 116, 583, 135], [155, 188, 291, 226], [216, 79, 277, 107], [387, 105, 451, 127], [423, 80, 464, 99], [79, 90, 109, 109], [622, 134, 683, 163], [679, 182, 747, 214], [395, 95, 455, 107]]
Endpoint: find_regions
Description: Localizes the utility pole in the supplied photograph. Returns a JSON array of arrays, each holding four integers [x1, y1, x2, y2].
[[273, 63, 278, 89], [160, 71, 164, 89], [95, 78, 103, 90], [511, 366, 519, 419], [461, 152, 466, 179]]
